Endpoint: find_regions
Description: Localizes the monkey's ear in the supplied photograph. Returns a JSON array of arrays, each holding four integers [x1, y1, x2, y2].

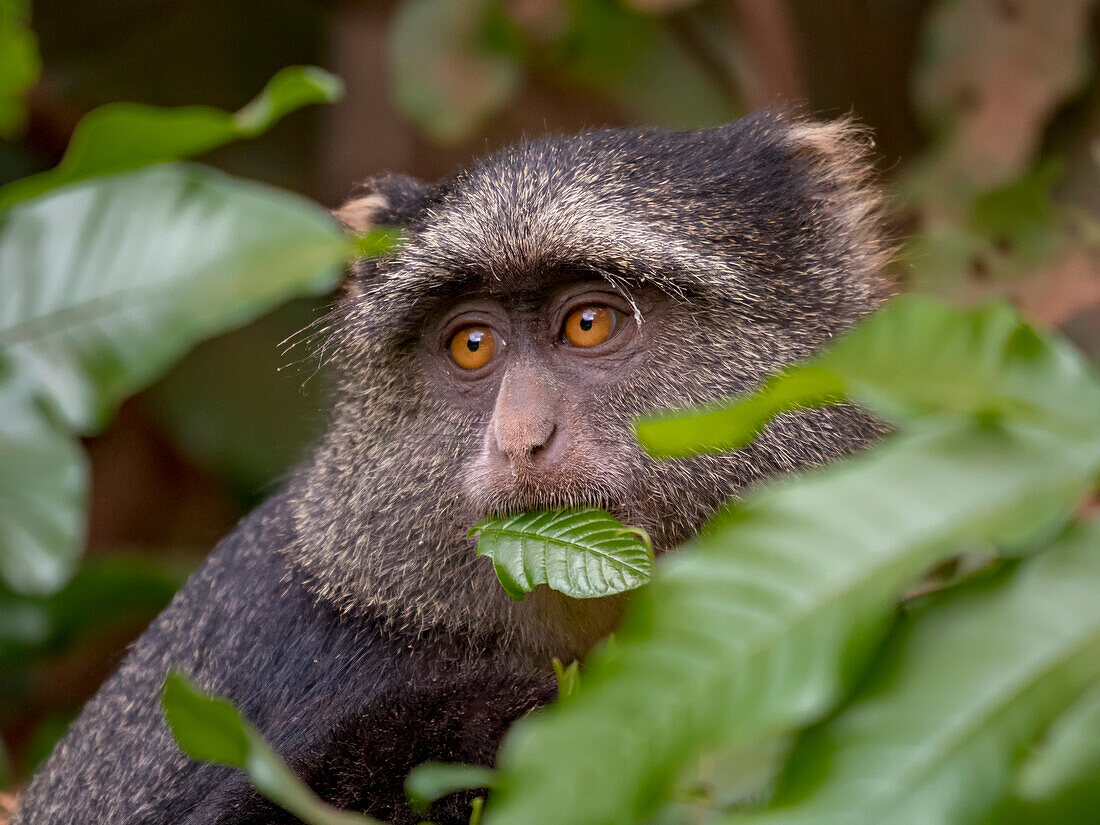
[[781, 115, 889, 280], [333, 174, 428, 235], [781, 116, 882, 228]]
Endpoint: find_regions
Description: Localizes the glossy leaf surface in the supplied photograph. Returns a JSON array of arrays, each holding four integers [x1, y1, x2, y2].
[[470, 508, 653, 600], [0, 163, 348, 433], [729, 520, 1100, 825], [0, 373, 85, 593]]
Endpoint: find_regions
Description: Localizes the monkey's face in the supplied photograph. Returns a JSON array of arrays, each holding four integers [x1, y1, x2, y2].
[[294, 112, 887, 647], [425, 279, 651, 522]]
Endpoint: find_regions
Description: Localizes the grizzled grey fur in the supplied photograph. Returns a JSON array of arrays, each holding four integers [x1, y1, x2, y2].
[[17, 110, 888, 824]]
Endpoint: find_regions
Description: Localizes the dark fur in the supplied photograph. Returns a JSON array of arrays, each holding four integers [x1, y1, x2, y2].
[[17, 111, 888, 823]]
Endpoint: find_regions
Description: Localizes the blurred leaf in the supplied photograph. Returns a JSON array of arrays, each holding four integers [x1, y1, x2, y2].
[[904, 162, 1071, 289], [162, 671, 381, 825], [389, 0, 523, 143], [0, 555, 182, 664], [729, 520, 1100, 825], [969, 160, 1065, 271], [0, 66, 342, 208], [1016, 682, 1100, 802], [486, 414, 1100, 825], [0, 0, 40, 138], [0, 163, 349, 433], [21, 711, 75, 779], [552, 658, 580, 702], [405, 762, 495, 814], [911, 0, 1093, 197], [355, 227, 403, 259], [44, 556, 184, 647], [635, 365, 844, 459], [0, 373, 86, 594], [547, 0, 734, 127], [637, 296, 1100, 459], [470, 508, 653, 600]]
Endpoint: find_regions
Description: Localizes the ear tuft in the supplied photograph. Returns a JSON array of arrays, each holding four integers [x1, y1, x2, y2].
[[333, 174, 428, 235], [334, 193, 390, 235], [784, 115, 893, 296]]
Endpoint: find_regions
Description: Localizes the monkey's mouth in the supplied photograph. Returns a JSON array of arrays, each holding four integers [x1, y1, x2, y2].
[[464, 466, 632, 523]]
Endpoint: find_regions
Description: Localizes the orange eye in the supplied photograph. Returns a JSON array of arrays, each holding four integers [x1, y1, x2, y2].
[[563, 305, 617, 348], [449, 325, 497, 370]]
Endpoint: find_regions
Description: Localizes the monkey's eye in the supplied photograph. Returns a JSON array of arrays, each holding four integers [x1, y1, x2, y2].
[[449, 325, 498, 370], [562, 305, 619, 348]]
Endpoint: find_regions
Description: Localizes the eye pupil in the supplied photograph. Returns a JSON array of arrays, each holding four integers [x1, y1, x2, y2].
[[467, 331, 482, 352], [579, 311, 595, 331]]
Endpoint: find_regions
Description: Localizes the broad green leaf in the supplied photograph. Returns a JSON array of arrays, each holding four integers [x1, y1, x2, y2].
[[389, 0, 523, 143], [0, 371, 85, 593], [637, 296, 1100, 458], [0, 0, 40, 138], [469, 508, 653, 600], [0, 66, 343, 208], [405, 762, 495, 814], [0, 163, 350, 433], [1016, 681, 1100, 802], [485, 417, 1100, 825], [162, 671, 380, 825], [729, 520, 1100, 825]]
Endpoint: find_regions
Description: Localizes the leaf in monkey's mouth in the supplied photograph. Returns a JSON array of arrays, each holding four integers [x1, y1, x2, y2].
[[468, 508, 654, 601]]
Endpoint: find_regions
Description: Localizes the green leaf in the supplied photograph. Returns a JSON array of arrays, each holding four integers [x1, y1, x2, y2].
[[637, 296, 1100, 458], [0, 163, 349, 433], [161, 671, 381, 825], [0, 371, 86, 593], [1016, 681, 1100, 802], [389, 0, 523, 143], [0, 66, 343, 208], [728, 520, 1100, 825], [485, 417, 1100, 825], [0, 554, 182, 665], [552, 658, 581, 702], [548, 0, 735, 128], [405, 762, 496, 814], [634, 365, 845, 459], [0, 0, 40, 138], [469, 508, 653, 600], [162, 671, 251, 767]]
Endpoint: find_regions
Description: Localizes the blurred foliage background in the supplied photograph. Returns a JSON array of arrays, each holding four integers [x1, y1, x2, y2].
[[1, 0, 1099, 790]]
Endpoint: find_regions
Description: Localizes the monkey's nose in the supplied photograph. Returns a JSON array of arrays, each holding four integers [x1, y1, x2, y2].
[[490, 366, 562, 469], [495, 419, 558, 467]]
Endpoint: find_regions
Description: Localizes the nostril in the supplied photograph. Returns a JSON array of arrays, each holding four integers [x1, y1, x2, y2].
[[529, 424, 557, 459]]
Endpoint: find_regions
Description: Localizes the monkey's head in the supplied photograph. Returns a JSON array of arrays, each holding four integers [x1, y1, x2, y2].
[[290, 111, 889, 662]]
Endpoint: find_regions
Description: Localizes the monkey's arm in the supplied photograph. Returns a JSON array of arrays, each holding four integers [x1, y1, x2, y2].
[[16, 492, 545, 825], [178, 666, 555, 825]]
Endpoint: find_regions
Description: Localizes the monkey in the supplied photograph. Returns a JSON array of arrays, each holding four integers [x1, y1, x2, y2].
[[14, 109, 888, 824]]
